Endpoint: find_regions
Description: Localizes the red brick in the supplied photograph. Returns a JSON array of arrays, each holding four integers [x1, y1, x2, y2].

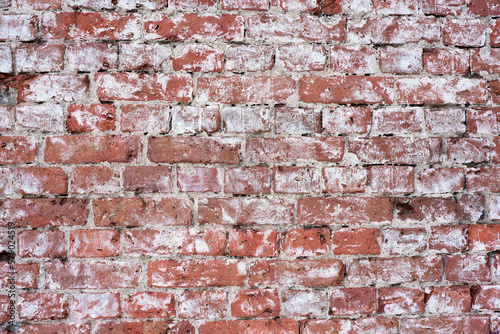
[[279, 0, 319, 11], [198, 198, 293, 225], [429, 225, 467, 253], [471, 48, 500, 75], [93, 197, 191, 227], [397, 77, 487, 104], [319, 0, 342, 14], [229, 229, 278, 257], [177, 167, 220, 192], [42, 12, 141, 40], [15, 44, 64, 73], [231, 289, 280, 318], [124, 230, 171, 256], [94, 321, 191, 334], [468, 108, 500, 133], [396, 196, 484, 223], [124, 167, 171, 193], [493, 254, 500, 281], [67, 43, 117, 72], [17, 0, 61, 9], [69, 230, 119, 258], [0, 198, 89, 228], [416, 168, 464, 194], [372, 107, 423, 134], [169, 0, 214, 10], [369, 166, 414, 194], [67, 0, 113, 9], [323, 166, 367, 193], [421, 0, 464, 15], [145, 14, 244, 41], [349, 17, 440, 44], [0, 295, 12, 322], [176, 228, 226, 256], [443, 18, 486, 47], [447, 138, 490, 163], [425, 108, 466, 133], [299, 76, 393, 104], [148, 259, 245, 287], [424, 286, 471, 314], [171, 106, 219, 134], [121, 104, 170, 133], [472, 286, 500, 310], [373, 0, 417, 14], [349, 137, 441, 164], [400, 316, 489, 334], [0, 168, 12, 194], [222, 0, 267, 9], [424, 48, 469, 75], [173, 45, 223, 72], [178, 291, 226, 319], [282, 228, 330, 257], [329, 46, 377, 74], [298, 197, 393, 226], [323, 107, 370, 134], [18, 74, 89, 102], [331, 228, 379, 255], [347, 256, 442, 285], [124, 292, 175, 319], [491, 20, 500, 46], [0, 106, 11, 131], [380, 228, 426, 255], [199, 320, 298, 334], [197, 76, 294, 104], [70, 166, 120, 194], [45, 261, 140, 289], [66, 104, 116, 133], [221, 106, 271, 133], [224, 167, 270, 194], [445, 255, 490, 282], [378, 288, 424, 314], [19, 293, 68, 321], [380, 47, 422, 74], [469, 0, 500, 16], [16, 104, 64, 131], [469, 224, 500, 252], [301, 318, 398, 334], [329, 287, 376, 316], [96, 73, 192, 102], [148, 137, 241, 163], [493, 80, 500, 103], [491, 196, 500, 220], [246, 137, 343, 163], [73, 293, 120, 319], [277, 45, 325, 71], [18, 230, 65, 258], [45, 135, 141, 163], [12, 324, 91, 334], [225, 45, 274, 72], [120, 43, 171, 71], [248, 260, 344, 287], [247, 14, 345, 43], [282, 290, 327, 317], [0, 263, 38, 288], [273, 166, 320, 194], [0, 14, 37, 41], [275, 107, 320, 134], [17, 167, 67, 195]]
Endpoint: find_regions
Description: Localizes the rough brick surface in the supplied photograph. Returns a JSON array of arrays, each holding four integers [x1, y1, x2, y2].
[[2, 1, 498, 331]]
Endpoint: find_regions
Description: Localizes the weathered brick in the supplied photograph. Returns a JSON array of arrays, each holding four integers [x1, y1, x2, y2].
[[66, 104, 116, 133], [15, 44, 65, 73], [229, 229, 278, 257], [123, 166, 172, 193], [277, 45, 325, 71], [225, 45, 274, 72], [282, 290, 328, 317], [70, 166, 120, 194], [329, 288, 376, 316], [323, 107, 371, 134], [425, 286, 471, 314], [331, 228, 380, 255], [301, 318, 398, 334], [94, 321, 191, 334], [491, 20, 500, 46], [380, 228, 427, 255], [222, 0, 268, 10], [421, 0, 464, 15], [298, 197, 393, 225], [444, 255, 490, 282], [378, 287, 425, 314], [169, 0, 213, 10], [425, 108, 466, 134], [176, 228, 226, 256], [120, 43, 171, 71], [121, 104, 170, 133], [372, 107, 423, 134], [282, 228, 330, 257], [199, 320, 298, 334], [400, 316, 489, 334], [0, 263, 38, 288], [19, 293, 68, 321], [373, 0, 417, 14], [0, 106, 11, 131], [73, 293, 120, 319], [472, 286, 500, 310], [380, 47, 422, 74], [275, 107, 320, 134], [274, 166, 320, 194], [469, 224, 500, 252], [124, 292, 175, 319], [16, 104, 64, 132], [170, 106, 219, 134], [198, 198, 293, 225], [469, 0, 500, 16], [18, 74, 89, 102], [178, 291, 226, 319], [369, 166, 414, 194], [429, 225, 467, 253], [224, 167, 270, 194], [323, 166, 366, 193], [416, 168, 464, 194], [329, 46, 377, 74], [248, 260, 344, 287], [67, 43, 117, 72], [173, 45, 223, 72], [467, 108, 500, 133], [231, 289, 280, 318], [221, 106, 271, 133], [467, 167, 500, 193], [148, 260, 245, 287], [299, 76, 393, 104], [0, 14, 37, 41], [0, 167, 12, 194], [447, 138, 490, 163], [443, 18, 486, 47], [18, 167, 67, 195], [17, 0, 61, 9], [69, 230, 119, 257], [424, 49, 469, 75], [123, 230, 171, 256]]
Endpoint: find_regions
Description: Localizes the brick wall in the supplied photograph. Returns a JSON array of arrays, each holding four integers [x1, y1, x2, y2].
[[1, 0, 500, 332]]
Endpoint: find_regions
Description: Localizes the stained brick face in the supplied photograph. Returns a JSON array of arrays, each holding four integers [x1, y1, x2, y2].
[[2, 0, 499, 331]]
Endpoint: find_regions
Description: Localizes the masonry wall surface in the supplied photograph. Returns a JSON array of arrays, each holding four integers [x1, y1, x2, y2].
[[0, 0, 500, 333]]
